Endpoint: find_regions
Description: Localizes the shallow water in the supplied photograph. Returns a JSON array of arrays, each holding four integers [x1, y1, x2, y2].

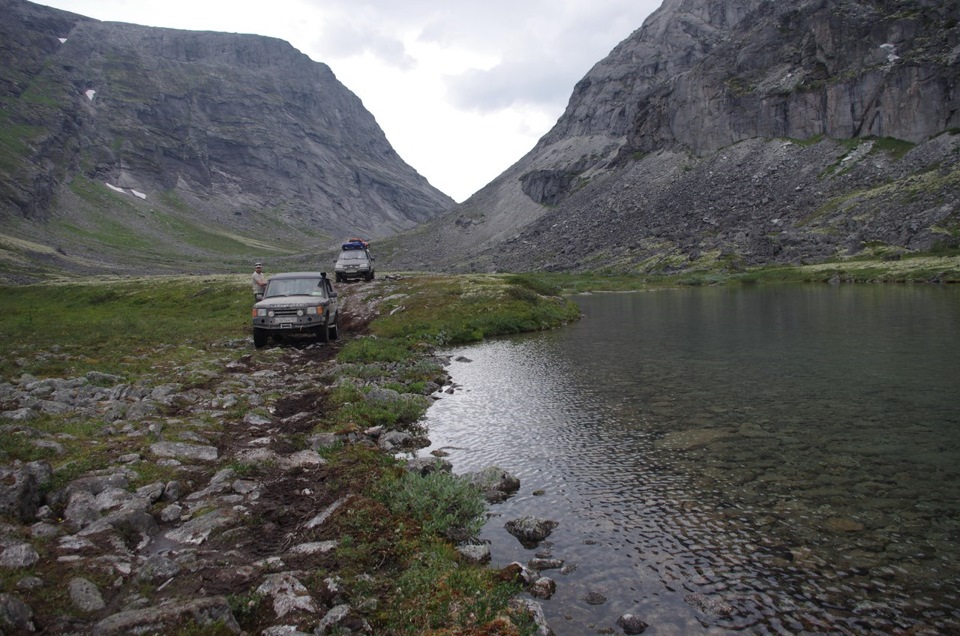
[[418, 284, 960, 635]]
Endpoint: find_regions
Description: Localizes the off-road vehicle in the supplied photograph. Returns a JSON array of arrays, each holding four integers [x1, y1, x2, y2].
[[335, 243, 375, 282], [251, 272, 339, 348]]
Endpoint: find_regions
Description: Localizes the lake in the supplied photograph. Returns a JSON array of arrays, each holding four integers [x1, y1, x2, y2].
[[418, 284, 960, 635]]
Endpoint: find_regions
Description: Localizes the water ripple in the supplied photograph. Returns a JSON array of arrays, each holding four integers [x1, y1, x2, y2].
[[421, 286, 960, 635]]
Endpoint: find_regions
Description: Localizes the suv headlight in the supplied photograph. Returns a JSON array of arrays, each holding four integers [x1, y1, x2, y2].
[[306, 306, 318, 315], [255, 308, 267, 317]]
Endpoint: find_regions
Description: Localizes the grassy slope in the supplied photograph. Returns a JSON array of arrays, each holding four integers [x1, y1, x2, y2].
[[0, 178, 333, 282]]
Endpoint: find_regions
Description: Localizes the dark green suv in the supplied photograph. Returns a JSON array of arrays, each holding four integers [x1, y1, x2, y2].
[[251, 272, 339, 348]]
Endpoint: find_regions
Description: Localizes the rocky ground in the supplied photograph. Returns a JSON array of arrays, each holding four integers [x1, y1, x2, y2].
[[0, 281, 555, 635]]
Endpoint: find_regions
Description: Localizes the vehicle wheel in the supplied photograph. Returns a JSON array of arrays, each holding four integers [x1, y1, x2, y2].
[[336, 273, 343, 283], [328, 313, 339, 341], [365, 272, 373, 281], [316, 321, 329, 343], [253, 328, 268, 349]]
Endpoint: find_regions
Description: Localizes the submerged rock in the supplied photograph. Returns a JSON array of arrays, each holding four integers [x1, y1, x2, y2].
[[617, 613, 649, 634], [504, 516, 558, 546], [467, 465, 521, 502]]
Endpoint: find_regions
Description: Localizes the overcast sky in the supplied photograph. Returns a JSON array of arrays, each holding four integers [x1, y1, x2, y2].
[[37, 0, 662, 202]]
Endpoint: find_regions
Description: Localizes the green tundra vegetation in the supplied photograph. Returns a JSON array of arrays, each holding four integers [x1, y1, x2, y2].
[[0, 272, 582, 634], [0, 261, 955, 633]]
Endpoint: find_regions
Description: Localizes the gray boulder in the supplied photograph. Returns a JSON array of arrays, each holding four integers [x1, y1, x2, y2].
[[0, 461, 52, 521], [617, 613, 650, 634], [466, 466, 520, 503], [0, 543, 40, 569], [0, 593, 35, 633], [92, 597, 240, 635], [69, 577, 106, 612], [504, 516, 558, 545], [315, 604, 372, 635]]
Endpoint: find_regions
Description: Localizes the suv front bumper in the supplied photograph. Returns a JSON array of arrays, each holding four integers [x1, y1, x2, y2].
[[253, 307, 328, 333]]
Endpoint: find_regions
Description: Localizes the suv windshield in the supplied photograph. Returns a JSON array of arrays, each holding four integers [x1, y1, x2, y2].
[[264, 277, 326, 298], [338, 252, 368, 262]]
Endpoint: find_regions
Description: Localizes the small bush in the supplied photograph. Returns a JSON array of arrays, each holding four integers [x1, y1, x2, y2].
[[384, 468, 486, 541]]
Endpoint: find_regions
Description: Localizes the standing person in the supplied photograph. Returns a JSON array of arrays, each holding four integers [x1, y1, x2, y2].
[[252, 262, 267, 300]]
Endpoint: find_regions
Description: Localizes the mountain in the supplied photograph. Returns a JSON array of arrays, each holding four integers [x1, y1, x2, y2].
[[0, 0, 454, 281], [380, 0, 960, 274]]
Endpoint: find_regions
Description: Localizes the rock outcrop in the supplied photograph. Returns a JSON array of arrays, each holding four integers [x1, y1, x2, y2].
[[380, 0, 960, 274]]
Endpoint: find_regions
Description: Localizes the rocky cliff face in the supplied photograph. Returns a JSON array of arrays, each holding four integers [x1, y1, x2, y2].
[[623, 0, 960, 156], [0, 0, 453, 280], [380, 0, 960, 274]]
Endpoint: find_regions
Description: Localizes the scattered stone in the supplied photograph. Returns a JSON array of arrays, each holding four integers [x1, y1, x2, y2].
[[164, 509, 237, 545], [282, 450, 325, 469], [529, 576, 556, 599], [467, 465, 521, 502], [262, 626, 312, 636], [150, 442, 218, 462], [315, 604, 372, 635], [509, 598, 553, 636], [305, 496, 352, 530], [92, 596, 240, 635], [256, 572, 318, 618], [288, 541, 338, 556], [137, 554, 181, 581], [582, 591, 607, 605], [497, 562, 540, 586], [456, 544, 491, 565], [69, 577, 105, 612], [0, 593, 35, 633], [617, 613, 649, 634], [405, 456, 452, 476], [528, 557, 564, 571], [505, 516, 558, 545], [0, 408, 38, 421], [243, 413, 273, 426], [0, 543, 40, 569], [0, 461, 52, 522]]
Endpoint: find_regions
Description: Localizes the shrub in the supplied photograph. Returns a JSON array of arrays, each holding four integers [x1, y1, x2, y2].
[[384, 468, 486, 541]]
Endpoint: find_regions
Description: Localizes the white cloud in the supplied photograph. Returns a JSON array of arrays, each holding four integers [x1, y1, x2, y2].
[[38, 0, 661, 201]]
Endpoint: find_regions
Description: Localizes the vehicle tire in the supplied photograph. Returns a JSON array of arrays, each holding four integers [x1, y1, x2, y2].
[[253, 328, 268, 349], [316, 321, 329, 343], [365, 272, 373, 281], [336, 273, 343, 283], [328, 313, 339, 341]]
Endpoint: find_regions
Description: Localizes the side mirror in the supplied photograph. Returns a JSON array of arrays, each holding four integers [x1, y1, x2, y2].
[[329, 291, 338, 298]]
